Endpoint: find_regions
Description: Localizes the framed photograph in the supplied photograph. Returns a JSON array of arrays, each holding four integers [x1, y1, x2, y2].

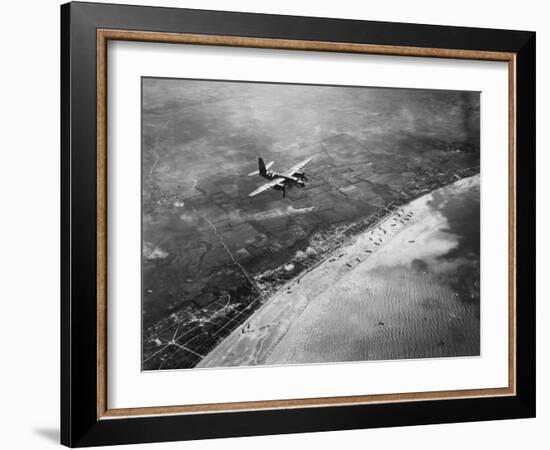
[[61, 2, 535, 447]]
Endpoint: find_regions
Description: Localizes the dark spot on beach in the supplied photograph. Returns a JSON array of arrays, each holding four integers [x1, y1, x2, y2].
[[411, 258, 429, 273]]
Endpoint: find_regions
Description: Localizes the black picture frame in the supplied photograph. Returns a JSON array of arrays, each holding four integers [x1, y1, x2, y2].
[[61, 1, 536, 447]]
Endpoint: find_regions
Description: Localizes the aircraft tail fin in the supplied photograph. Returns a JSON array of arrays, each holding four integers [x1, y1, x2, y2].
[[258, 157, 267, 175], [248, 158, 273, 176]]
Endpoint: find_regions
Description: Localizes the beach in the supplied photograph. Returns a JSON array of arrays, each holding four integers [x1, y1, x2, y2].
[[197, 175, 480, 368]]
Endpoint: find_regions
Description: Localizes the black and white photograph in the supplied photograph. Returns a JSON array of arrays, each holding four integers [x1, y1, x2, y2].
[[141, 78, 481, 371]]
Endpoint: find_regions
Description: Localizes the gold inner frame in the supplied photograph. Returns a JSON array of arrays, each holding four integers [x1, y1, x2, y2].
[[96, 29, 517, 420]]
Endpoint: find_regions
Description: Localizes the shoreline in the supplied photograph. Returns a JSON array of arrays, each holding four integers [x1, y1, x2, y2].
[[197, 174, 480, 368], [251, 165, 479, 301]]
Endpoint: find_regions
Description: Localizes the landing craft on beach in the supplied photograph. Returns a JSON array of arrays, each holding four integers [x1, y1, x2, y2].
[[248, 156, 313, 198]]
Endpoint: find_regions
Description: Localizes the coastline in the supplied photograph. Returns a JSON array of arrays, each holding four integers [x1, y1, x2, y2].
[[197, 174, 480, 368]]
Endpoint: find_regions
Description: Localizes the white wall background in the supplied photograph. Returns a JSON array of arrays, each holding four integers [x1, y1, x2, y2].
[[0, 0, 545, 448]]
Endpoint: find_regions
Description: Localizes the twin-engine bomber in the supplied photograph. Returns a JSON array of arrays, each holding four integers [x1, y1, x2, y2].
[[248, 156, 313, 198]]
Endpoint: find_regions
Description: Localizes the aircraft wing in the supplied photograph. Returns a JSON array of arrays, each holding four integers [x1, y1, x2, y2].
[[248, 178, 285, 197], [285, 157, 313, 177]]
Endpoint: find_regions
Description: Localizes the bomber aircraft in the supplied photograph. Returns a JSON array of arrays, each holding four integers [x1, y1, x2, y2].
[[248, 157, 313, 198]]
